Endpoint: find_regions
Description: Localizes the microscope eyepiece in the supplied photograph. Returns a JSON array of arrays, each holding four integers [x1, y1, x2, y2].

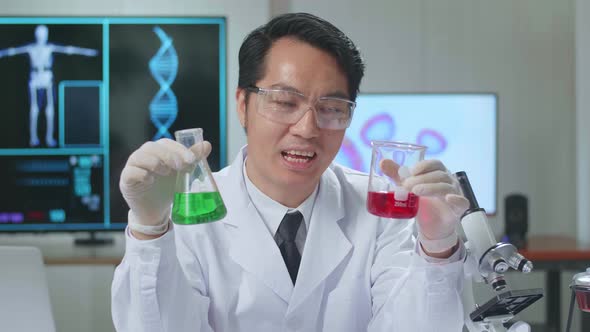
[[455, 171, 485, 215]]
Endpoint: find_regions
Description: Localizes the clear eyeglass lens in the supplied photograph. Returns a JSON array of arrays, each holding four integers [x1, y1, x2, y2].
[[316, 99, 352, 119], [257, 89, 353, 129], [265, 90, 305, 115]]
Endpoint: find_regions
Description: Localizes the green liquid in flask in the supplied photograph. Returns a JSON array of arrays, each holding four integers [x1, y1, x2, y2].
[[171, 191, 227, 225]]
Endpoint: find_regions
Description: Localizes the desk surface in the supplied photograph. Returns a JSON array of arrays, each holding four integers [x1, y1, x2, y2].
[[44, 257, 122, 265], [519, 235, 590, 261], [0, 233, 125, 265]]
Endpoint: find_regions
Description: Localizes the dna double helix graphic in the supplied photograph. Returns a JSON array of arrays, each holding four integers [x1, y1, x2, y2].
[[149, 26, 179, 140]]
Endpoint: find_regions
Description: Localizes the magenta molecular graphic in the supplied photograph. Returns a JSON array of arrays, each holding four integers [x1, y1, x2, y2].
[[360, 112, 395, 147], [416, 129, 447, 155]]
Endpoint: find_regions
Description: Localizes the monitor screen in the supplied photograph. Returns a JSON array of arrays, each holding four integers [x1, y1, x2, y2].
[[335, 93, 497, 214], [0, 17, 226, 231]]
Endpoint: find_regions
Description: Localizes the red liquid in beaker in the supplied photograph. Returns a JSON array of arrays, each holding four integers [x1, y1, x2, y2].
[[367, 191, 420, 219], [575, 288, 590, 312]]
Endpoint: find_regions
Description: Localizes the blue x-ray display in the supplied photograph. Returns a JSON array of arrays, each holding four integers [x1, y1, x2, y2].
[[0, 18, 226, 232], [0, 25, 98, 147]]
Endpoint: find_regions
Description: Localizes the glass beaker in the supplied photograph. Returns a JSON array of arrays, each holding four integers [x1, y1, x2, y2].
[[566, 267, 590, 331], [367, 141, 427, 219], [171, 128, 227, 225], [572, 268, 590, 313]]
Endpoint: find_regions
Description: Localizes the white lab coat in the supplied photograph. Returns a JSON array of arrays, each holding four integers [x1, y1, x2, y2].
[[112, 146, 465, 332]]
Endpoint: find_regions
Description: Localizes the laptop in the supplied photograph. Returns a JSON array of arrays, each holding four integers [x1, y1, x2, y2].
[[0, 246, 56, 332]]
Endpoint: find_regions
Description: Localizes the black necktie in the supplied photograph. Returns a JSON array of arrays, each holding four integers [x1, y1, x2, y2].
[[276, 211, 303, 284]]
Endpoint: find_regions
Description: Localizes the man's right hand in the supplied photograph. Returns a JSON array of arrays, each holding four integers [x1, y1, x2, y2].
[[119, 138, 212, 237]]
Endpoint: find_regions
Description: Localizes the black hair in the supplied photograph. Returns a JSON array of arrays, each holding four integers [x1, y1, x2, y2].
[[238, 12, 365, 101]]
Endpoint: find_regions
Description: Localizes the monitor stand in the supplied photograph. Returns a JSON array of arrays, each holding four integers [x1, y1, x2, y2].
[[74, 231, 114, 246]]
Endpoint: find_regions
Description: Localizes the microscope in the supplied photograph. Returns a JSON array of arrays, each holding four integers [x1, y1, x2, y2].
[[456, 172, 544, 332]]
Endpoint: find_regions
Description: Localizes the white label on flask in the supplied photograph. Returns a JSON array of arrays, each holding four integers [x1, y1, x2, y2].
[[394, 188, 409, 201]]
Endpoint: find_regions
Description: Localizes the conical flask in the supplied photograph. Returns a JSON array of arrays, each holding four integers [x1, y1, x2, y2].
[[171, 128, 227, 225]]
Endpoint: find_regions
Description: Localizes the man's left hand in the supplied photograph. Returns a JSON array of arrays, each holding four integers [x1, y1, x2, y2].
[[402, 160, 469, 255]]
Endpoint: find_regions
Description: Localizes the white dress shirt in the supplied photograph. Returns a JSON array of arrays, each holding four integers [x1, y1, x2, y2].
[[243, 160, 317, 254]]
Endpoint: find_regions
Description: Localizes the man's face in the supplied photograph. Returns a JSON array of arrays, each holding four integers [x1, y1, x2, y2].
[[237, 37, 349, 200]]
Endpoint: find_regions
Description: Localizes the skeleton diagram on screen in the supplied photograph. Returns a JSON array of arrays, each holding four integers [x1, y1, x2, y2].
[[0, 25, 98, 147]]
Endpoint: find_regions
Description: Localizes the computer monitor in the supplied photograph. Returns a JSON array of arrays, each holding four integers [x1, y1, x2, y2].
[[0, 17, 226, 232], [335, 93, 497, 214]]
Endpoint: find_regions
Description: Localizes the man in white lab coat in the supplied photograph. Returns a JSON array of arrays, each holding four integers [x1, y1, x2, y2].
[[112, 12, 471, 332]]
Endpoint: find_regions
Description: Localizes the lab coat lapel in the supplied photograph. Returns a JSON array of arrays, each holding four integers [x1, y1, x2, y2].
[[218, 147, 294, 303], [287, 166, 352, 314]]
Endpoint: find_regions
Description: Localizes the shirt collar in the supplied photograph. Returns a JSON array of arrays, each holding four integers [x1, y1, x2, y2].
[[242, 158, 317, 237]]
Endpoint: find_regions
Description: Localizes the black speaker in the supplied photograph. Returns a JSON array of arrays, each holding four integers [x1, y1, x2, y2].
[[504, 194, 528, 249]]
